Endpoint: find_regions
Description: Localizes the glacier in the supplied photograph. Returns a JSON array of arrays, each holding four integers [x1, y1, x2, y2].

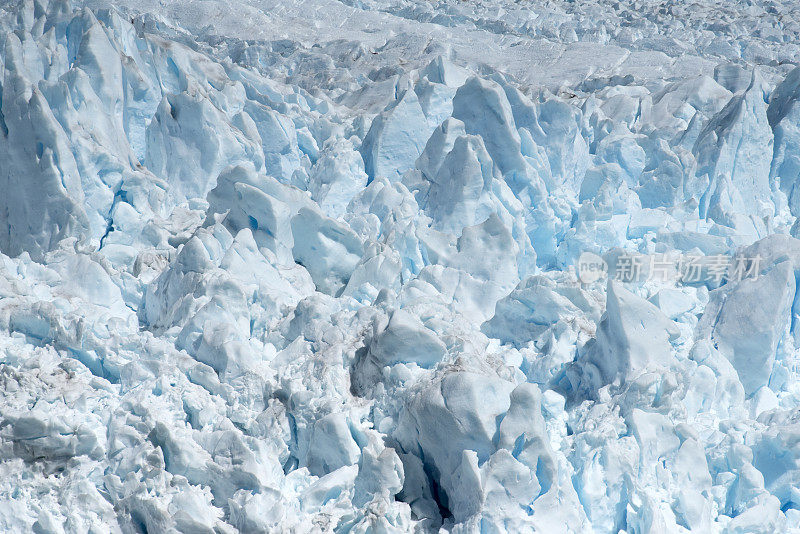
[[2, 0, 800, 532]]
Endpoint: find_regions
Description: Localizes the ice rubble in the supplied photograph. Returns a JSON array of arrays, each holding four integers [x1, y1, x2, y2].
[[4, 0, 800, 532]]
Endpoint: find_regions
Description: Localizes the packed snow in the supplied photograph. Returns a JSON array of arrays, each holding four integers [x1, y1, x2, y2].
[[2, 0, 800, 532]]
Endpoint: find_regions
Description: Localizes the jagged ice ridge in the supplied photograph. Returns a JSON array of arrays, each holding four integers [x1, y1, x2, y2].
[[2, 0, 800, 532]]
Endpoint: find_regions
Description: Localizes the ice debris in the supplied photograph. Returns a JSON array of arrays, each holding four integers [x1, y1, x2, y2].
[[3, 0, 800, 532]]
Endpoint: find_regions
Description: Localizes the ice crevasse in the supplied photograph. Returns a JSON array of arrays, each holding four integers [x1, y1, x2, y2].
[[3, 0, 800, 532]]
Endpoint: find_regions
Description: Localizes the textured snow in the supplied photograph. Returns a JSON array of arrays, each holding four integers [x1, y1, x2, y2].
[[3, 0, 800, 532]]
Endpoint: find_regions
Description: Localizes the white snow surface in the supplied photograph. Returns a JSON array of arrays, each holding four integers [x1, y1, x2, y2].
[[3, 0, 800, 532]]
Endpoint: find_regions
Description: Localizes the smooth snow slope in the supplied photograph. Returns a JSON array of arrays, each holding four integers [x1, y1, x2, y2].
[[2, 0, 800, 532]]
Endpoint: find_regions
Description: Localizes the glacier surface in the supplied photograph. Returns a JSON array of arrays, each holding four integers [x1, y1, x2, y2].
[[2, 0, 800, 532]]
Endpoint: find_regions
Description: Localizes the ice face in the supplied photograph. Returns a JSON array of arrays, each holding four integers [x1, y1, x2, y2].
[[4, 0, 800, 532]]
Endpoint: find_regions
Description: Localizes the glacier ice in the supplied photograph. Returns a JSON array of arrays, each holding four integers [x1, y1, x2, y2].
[[4, 0, 800, 532]]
